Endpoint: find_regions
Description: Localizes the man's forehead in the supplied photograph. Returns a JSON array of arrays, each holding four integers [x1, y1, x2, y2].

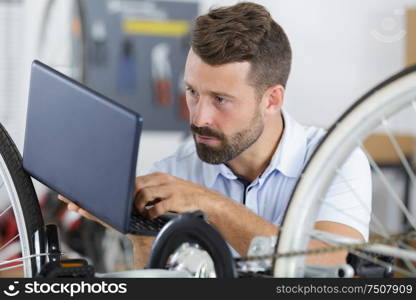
[[185, 49, 251, 72], [184, 49, 252, 90]]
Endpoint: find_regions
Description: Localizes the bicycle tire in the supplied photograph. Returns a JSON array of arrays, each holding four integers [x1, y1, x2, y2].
[[148, 211, 237, 278], [274, 64, 416, 277], [0, 122, 44, 277]]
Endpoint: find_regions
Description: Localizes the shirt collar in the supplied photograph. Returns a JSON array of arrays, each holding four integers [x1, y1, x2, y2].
[[201, 161, 236, 188], [200, 109, 308, 188], [266, 109, 307, 178]]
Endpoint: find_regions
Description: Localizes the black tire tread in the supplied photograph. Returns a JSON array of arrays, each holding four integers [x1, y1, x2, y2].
[[0, 122, 43, 266]]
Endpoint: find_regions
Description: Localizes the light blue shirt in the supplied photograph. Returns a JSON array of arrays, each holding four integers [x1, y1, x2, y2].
[[151, 110, 371, 250]]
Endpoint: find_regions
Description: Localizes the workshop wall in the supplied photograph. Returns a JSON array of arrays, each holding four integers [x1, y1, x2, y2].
[[201, 0, 416, 128], [0, 0, 415, 264], [6, 0, 416, 173]]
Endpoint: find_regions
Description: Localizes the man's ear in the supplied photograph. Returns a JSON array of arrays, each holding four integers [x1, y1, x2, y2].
[[261, 84, 284, 114]]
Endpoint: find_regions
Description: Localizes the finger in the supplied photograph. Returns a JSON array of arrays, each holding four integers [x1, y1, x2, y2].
[[58, 194, 71, 204], [77, 208, 97, 221], [62, 198, 116, 231], [67, 202, 80, 212], [146, 201, 170, 219], [135, 185, 171, 214], [135, 172, 173, 191], [78, 208, 114, 230], [81, 210, 114, 230]]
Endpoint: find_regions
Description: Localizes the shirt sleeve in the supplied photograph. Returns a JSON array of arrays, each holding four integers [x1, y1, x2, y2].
[[148, 160, 165, 173], [315, 148, 372, 240]]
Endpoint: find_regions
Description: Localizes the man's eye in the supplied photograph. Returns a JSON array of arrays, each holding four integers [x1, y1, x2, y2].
[[215, 96, 227, 104], [186, 88, 196, 96]]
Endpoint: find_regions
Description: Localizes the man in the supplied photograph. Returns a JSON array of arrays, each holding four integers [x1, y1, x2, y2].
[[61, 2, 371, 269]]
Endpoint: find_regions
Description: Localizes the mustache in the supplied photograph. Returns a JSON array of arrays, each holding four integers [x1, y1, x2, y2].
[[190, 124, 224, 140]]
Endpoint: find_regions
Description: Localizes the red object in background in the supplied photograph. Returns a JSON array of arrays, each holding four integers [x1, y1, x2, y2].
[[1, 210, 18, 243], [0, 210, 21, 270], [178, 92, 189, 120], [0, 194, 48, 268], [151, 43, 173, 107], [154, 79, 173, 106]]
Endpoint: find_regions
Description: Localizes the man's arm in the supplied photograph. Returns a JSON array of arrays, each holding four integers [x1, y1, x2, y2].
[[308, 221, 364, 265], [128, 235, 155, 269], [134, 172, 278, 256], [58, 195, 155, 269], [134, 172, 365, 261], [59, 191, 364, 268], [59, 159, 367, 268], [201, 193, 278, 255]]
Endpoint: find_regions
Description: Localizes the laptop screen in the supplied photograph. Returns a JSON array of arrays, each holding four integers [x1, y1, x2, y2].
[[23, 60, 142, 233]]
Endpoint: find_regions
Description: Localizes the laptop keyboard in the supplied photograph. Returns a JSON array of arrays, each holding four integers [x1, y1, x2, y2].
[[129, 210, 177, 236]]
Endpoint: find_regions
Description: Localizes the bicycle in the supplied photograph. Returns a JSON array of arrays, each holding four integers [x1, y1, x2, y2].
[[274, 64, 416, 277], [0, 122, 43, 277]]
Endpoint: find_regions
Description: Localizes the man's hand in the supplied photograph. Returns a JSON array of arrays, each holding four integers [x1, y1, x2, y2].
[[57, 195, 116, 231], [58, 195, 155, 269], [134, 173, 280, 256], [134, 172, 224, 219]]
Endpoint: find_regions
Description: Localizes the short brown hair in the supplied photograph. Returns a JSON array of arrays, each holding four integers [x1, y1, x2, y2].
[[191, 2, 292, 97]]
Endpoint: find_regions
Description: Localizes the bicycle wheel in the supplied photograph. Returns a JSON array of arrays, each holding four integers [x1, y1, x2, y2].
[[274, 65, 416, 277], [0, 122, 44, 277], [148, 211, 236, 278]]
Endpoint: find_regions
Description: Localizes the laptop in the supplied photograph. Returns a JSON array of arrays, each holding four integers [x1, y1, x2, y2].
[[23, 60, 174, 235]]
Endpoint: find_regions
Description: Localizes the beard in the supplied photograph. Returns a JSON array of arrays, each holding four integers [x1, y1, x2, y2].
[[190, 108, 264, 164]]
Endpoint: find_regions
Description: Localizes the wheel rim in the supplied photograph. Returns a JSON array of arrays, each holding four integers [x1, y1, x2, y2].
[[0, 153, 32, 276], [0, 123, 44, 278], [274, 66, 416, 277]]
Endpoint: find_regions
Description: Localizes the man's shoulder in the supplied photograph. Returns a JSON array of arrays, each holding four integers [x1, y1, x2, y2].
[[302, 122, 367, 164], [150, 137, 200, 176], [297, 119, 370, 189], [168, 136, 197, 160], [282, 111, 327, 163], [300, 123, 327, 162]]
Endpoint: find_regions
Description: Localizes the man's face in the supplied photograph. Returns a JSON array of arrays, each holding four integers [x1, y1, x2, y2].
[[184, 49, 264, 164]]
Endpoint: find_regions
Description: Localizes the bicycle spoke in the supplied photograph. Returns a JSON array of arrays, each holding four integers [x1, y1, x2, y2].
[[0, 252, 57, 267], [0, 204, 12, 219], [308, 143, 416, 274], [411, 101, 416, 115], [311, 230, 416, 259], [310, 230, 416, 276], [350, 249, 414, 277], [334, 167, 390, 238], [392, 244, 416, 274], [335, 150, 416, 273], [317, 198, 416, 259], [314, 189, 416, 274], [382, 119, 416, 182], [360, 136, 416, 274], [0, 234, 18, 253], [361, 244, 416, 261], [360, 143, 416, 230], [0, 263, 23, 272]]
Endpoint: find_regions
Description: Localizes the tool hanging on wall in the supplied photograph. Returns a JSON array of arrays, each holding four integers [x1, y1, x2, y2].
[[90, 20, 108, 66], [117, 38, 137, 91], [151, 42, 173, 106], [177, 72, 189, 120]]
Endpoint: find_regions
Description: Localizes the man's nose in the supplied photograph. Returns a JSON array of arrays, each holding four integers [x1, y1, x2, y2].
[[191, 98, 214, 128]]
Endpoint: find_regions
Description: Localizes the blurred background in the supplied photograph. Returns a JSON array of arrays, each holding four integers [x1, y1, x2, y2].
[[1, 0, 416, 274], [1, 0, 415, 170]]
